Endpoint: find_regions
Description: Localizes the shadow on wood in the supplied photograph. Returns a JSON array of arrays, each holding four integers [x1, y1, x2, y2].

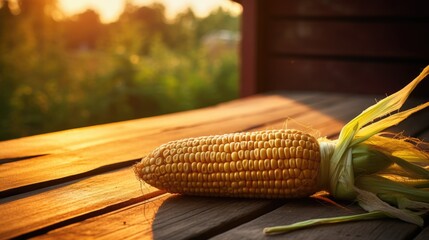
[[151, 195, 285, 239]]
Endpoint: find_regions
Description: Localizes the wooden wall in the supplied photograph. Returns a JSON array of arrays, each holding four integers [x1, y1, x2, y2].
[[239, 0, 429, 97]]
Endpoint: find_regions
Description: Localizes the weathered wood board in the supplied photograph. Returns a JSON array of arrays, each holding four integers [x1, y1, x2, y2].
[[0, 92, 428, 239]]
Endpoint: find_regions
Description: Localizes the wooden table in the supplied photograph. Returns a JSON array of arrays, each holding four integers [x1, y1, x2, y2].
[[1, 92, 428, 239]]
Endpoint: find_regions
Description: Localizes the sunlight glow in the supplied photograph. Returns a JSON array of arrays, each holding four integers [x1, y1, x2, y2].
[[58, 0, 242, 23], [58, 0, 124, 22]]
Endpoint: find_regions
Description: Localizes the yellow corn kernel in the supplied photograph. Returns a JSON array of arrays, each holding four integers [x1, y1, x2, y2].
[[134, 129, 320, 198]]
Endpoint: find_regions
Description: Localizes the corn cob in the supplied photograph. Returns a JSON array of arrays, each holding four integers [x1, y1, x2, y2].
[[134, 129, 321, 198]]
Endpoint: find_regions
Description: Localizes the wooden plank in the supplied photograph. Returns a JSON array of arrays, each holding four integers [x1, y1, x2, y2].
[[266, 58, 429, 95], [293, 96, 429, 137], [252, 95, 376, 138], [32, 194, 171, 240], [0, 94, 340, 196], [388, 99, 429, 136], [0, 167, 162, 239], [35, 194, 285, 240], [212, 199, 420, 240], [267, 0, 429, 18], [252, 96, 429, 149], [210, 99, 429, 239], [0, 94, 312, 161], [2, 93, 427, 239], [4, 93, 424, 198], [415, 225, 429, 240], [240, 0, 429, 96], [417, 128, 429, 142], [262, 97, 429, 143], [269, 20, 429, 60], [26, 96, 376, 239]]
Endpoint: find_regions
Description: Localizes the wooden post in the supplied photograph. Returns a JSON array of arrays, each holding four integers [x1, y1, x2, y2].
[[239, 0, 259, 97]]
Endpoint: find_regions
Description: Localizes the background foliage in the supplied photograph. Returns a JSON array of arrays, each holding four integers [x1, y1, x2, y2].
[[0, 0, 240, 140]]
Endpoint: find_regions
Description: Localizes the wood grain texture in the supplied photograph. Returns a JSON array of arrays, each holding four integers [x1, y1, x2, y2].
[[0, 92, 428, 239], [26, 94, 429, 239], [388, 100, 429, 136], [1, 93, 336, 196], [35, 194, 285, 240], [0, 168, 162, 239], [269, 20, 429, 60], [251, 95, 376, 138], [267, 0, 429, 18], [240, 0, 429, 95], [1, 92, 379, 198], [266, 58, 429, 95], [0, 94, 311, 160], [415, 225, 429, 240], [212, 199, 420, 240], [33, 194, 171, 240]]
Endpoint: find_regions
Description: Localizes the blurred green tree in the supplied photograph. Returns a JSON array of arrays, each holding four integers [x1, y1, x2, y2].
[[64, 9, 103, 49], [0, 0, 239, 140]]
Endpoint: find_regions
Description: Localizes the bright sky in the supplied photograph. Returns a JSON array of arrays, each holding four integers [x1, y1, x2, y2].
[[58, 0, 242, 23]]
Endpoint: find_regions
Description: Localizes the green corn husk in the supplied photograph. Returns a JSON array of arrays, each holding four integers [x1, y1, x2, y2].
[[264, 65, 429, 235]]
